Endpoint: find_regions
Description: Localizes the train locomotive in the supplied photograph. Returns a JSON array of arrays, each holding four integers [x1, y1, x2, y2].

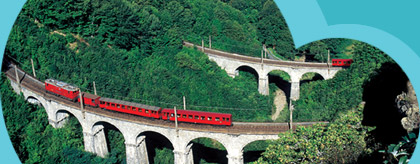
[[45, 79, 232, 126]]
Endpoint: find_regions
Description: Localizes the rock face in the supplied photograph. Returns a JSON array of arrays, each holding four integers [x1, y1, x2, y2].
[[396, 82, 419, 132]]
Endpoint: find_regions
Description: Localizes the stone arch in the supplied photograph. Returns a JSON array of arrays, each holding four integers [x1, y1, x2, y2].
[[267, 69, 292, 98], [300, 71, 326, 85], [137, 131, 175, 164], [186, 137, 228, 164], [234, 65, 260, 81], [300, 71, 326, 82], [54, 109, 83, 128], [26, 96, 43, 107], [90, 121, 126, 159], [242, 140, 270, 163]]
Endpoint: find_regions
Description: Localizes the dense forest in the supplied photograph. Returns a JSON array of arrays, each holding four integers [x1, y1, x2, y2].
[[2, 0, 418, 163]]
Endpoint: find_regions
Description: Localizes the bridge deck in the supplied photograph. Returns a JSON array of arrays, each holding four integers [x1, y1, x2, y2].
[[3, 62, 326, 135], [183, 41, 341, 69]]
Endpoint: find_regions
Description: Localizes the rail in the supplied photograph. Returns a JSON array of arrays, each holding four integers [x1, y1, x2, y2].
[[2, 61, 328, 135]]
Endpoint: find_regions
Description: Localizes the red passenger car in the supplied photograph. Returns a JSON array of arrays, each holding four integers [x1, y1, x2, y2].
[[99, 97, 162, 119], [79, 92, 101, 107], [161, 109, 232, 126], [45, 79, 79, 101], [332, 59, 353, 67]]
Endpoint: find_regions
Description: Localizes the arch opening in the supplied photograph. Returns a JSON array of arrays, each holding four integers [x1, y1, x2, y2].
[[242, 140, 270, 163], [235, 65, 259, 81], [268, 70, 291, 121], [92, 121, 126, 163], [54, 110, 84, 148], [300, 72, 325, 85], [188, 137, 228, 164], [139, 131, 174, 164], [26, 96, 43, 107]]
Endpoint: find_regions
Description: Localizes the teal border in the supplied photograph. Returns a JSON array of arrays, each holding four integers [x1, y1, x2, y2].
[[0, 1, 26, 163], [275, 1, 420, 163], [0, 0, 419, 163]]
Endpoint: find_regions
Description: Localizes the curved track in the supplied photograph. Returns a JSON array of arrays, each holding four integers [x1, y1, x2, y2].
[[3, 62, 327, 135], [183, 41, 333, 68]]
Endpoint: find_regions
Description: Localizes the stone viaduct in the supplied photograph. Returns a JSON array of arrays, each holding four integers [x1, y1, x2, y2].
[[5, 64, 324, 164], [184, 42, 343, 100]]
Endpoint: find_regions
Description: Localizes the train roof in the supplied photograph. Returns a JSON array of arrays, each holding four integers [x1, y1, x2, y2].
[[45, 79, 79, 91], [332, 59, 353, 61], [162, 108, 232, 117], [99, 97, 161, 111], [82, 92, 100, 99]]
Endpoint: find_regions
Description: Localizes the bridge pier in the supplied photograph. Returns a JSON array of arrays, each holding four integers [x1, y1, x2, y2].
[[290, 81, 300, 100], [226, 151, 243, 164], [226, 69, 239, 78], [84, 125, 108, 157], [125, 136, 148, 164], [258, 76, 269, 95], [48, 112, 69, 128], [174, 143, 194, 164]]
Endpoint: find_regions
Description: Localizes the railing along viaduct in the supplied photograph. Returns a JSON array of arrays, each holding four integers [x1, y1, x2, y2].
[[183, 41, 342, 100], [3, 63, 326, 164]]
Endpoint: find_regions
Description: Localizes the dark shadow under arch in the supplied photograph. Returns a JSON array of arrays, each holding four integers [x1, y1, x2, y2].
[[26, 96, 44, 108], [236, 65, 259, 81], [243, 140, 270, 163], [139, 131, 174, 164], [189, 137, 228, 164], [268, 70, 291, 102], [300, 72, 325, 85], [92, 121, 126, 163]]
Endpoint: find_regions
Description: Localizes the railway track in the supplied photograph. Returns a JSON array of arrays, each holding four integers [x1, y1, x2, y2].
[[183, 41, 333, 68], [2, 62, 327, 135]]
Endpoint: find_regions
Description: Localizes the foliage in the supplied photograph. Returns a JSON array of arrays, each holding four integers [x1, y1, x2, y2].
[[294, 41, 394, 122], [153, 147, 174, 164], [268, 70, 290, 82], [0, 74, 128, 163], [255, 105, 374, 163], [379, 133, 417, 164], [5, 0, 282, 122]]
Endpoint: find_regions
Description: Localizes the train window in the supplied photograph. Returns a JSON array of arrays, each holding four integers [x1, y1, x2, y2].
[[208, 117, 212, 121], [146, 110, 149, 113], [122, 105, 125, 109], [100, 101, 104, 104], [177, 114, 181, 118], [226, 118, 230, 121], [215, 117, 220, 121], [222, 118, 226, 121], [201, 116, 205, 120], [182, 115, 186, 118], [92, 99, 95, 104], [195, 116, 199, 119], [171, 113, 174, 117], [339, 61, 342, 64], [117, 104, 120, 108], [188, 115, 193, 119], [111, 104, 115, 107], [107, 102, 110, 106], [138, 108, 142, 112]]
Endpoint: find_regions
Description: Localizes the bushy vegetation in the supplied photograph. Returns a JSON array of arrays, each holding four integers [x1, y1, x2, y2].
[[293, 41, 394, 122], [0, 75, 126, 163], [5, 0, 294, 122], [4, 0, 416, 163], [255, 104, 374, 163]]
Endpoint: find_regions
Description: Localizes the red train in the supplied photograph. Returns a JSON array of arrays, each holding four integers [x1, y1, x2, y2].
[[44, 79, 232, 126], [332, 59, 353, 67], [45, 79, 79, 101]]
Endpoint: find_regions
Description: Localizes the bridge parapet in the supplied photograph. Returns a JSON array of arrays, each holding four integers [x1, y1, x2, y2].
[[183, 41, 342, 100], [3, 62, 327, 164]]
